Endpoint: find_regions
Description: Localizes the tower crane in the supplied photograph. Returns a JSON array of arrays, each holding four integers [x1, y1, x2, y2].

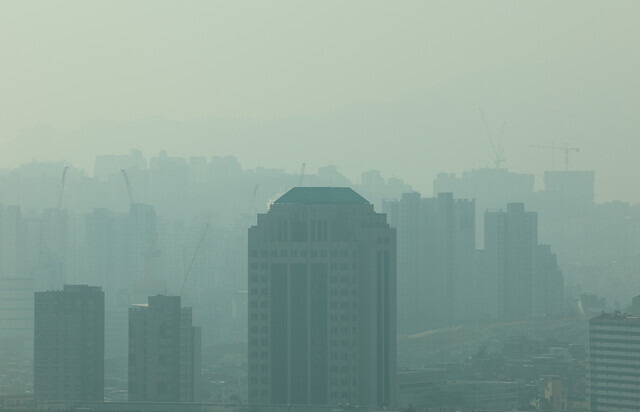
[[249, 184, 259, 214], [179, 223, 209, 296], [57, 166, 69, 209], [478, 108, 506, 169], [531, 144, 580, 171], [120, 169, 134, 205]]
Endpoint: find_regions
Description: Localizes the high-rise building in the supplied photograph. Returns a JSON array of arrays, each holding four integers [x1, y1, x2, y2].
[[248, 187, 396, 407], [588, 313, 640, 411], [482, 203, 565, 320], [128, 295, 201, 402], [34, 285, 105, 402], [483, 203, 537, 320], [533, 245, 564, 317], [434, 168, 535, 247], [383, 192, 475, 332]]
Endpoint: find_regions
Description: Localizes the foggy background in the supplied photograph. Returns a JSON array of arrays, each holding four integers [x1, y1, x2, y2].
[[1, 0, 639, 202]]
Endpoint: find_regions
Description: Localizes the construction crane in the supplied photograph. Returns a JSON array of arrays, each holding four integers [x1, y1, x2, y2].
[[179, 223, 209, 295], [57, 166, 69, 210], [298, 163, 306, 186], [478, 108, 506, 169], [249, 184, 259, 214], [531, 144, 580, 171], [120, 169, 134, 205]]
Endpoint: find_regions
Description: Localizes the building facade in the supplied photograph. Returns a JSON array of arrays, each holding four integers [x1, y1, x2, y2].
[[588, 313, 640, 411], [483, 203, 537, 320], [248, 187, 396, 407], [128, 295, 201, 402], [34, 284, 105, 402], [383, 192, 475, 332]]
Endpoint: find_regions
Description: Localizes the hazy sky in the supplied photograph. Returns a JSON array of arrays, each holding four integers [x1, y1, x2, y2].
[[1, 1, 638, 202]]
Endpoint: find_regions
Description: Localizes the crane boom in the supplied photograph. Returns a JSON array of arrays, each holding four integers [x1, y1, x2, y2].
[[179, 223, 209, 295], [120, 169, 134, 205], [478, 108, 505, 168], [57, 166, 69, 209], [531, 144, 580, 171]]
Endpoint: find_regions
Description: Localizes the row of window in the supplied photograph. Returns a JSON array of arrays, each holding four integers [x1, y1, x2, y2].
[[251, 250, 358, 259]]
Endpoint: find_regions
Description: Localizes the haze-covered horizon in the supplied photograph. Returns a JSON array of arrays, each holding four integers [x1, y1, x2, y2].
[[2, 1, 639, 203]]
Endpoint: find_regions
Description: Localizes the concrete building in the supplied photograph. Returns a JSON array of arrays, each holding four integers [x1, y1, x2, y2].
[[588, 313, 640, 411], [483, 203, 537, 320], [34, 285, 105, 402], [128, 295, 201, 402], [433, 168, 535, 247], [383, 192, 475, 332], [248, 187, 396, 408], [533, 245, 565, 317]]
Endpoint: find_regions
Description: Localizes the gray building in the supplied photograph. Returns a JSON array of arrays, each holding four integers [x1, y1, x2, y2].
[[383, 192, 475, 332], [433, 168, 535, 247], [34, 284, 105, 402], [248, 187, 396, 408], [128, 295, 201, 402], [483, 203, 564, 320], [588, 313, 640, 411], [484, 203, 537, 320]]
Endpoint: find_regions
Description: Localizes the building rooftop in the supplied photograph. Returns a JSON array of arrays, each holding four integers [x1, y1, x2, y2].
[[274, 187, 369, 205], [591, 312, 640, 323]]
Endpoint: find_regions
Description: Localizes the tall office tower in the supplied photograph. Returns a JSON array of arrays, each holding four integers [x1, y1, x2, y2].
[[128, 295, 201, 402], [483, 203, 537, 320], [248, 187, 396, 408], [588, 313, 640, 411], [383, 192, 475, 332], [34, 285, 105, 402]]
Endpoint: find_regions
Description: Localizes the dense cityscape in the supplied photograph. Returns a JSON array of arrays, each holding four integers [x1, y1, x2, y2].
[[2, 2, 639, 411], [0, 151, 638, 411]]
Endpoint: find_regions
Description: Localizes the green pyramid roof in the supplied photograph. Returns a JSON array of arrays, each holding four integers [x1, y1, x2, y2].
[[274, 187, 369, 205]]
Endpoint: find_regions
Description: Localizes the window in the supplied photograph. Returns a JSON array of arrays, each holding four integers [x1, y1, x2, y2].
[[291, 221, 308, 241]]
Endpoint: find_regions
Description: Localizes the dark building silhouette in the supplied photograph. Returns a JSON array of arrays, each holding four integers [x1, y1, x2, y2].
[[483, 203, 564, 320], [384, 192, 475, 332], [533, 244, 565, 317], [128, 295, 201, 402], [34, 285, 105, 402], [484, 203, 537, 320], [248, 187, 396, 407], [433, 168, 535, 247]]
